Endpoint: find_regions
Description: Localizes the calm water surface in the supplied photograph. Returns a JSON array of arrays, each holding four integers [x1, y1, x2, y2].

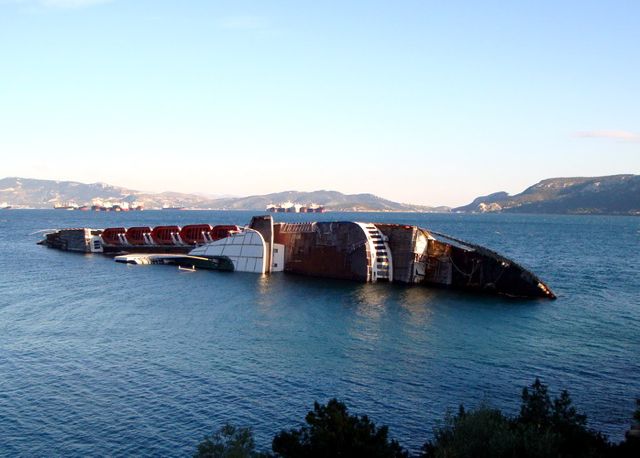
[[0, 210, 638, 456]]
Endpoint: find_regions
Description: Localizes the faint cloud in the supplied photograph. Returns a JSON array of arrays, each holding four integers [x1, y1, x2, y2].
[[575, 130, 640, 142], [1, 0, 113, 8], [219, 15, 269, 30], [42, 0, 112, 7]]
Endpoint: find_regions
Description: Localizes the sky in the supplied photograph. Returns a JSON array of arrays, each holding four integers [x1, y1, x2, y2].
[[1, 0, 638, 206]]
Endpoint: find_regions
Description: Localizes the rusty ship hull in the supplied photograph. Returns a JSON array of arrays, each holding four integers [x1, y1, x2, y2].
[[271, 221, 554, 299], [39, 216, 555, 299]]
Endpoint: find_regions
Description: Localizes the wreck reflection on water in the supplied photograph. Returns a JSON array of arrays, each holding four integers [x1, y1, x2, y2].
[[397, 287, 437, 327]]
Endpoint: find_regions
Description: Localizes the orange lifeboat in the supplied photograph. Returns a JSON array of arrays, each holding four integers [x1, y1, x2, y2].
[[179, 224, 213, 245], [100, 227, 127, 246], [150, 225, 181, 245], [125, 226, 152, 245]]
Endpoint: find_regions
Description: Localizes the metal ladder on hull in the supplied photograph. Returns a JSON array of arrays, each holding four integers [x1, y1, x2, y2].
[[357, 223, 393, 282]]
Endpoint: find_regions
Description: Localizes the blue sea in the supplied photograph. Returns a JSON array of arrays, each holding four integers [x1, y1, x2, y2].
[[0, 210, 638, 456]]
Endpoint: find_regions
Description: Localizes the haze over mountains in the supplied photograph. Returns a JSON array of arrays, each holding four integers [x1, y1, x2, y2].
[[0, 177, 443, 212], [1, 175, 638, 215]]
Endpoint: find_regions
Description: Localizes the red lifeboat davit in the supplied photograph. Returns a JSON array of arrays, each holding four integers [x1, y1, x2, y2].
[[150, 225, 181, 245], [179, 224, 214, 245], [100, 227, 127, 246], [125, 226, 152, 245]]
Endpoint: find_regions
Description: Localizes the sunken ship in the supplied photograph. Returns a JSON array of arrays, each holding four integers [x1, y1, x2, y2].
[[39, 215, 555, 299]]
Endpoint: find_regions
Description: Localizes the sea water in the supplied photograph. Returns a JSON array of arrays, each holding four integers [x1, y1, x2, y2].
[[0, 210, 638, 455]]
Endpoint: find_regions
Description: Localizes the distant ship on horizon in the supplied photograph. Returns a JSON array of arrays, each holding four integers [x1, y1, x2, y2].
[[53, 201, 143, 211], [53, 202, 79, 210], [266, 202, 325, 213]]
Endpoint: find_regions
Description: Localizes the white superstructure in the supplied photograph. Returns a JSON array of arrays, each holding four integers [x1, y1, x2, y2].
[[189, 228, 280, 274], [355, 222, 393, 282]]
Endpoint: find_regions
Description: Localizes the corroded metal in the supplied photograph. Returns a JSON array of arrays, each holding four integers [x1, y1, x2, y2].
[[424, 231, 555, 299], [273, 221, 371, 282]]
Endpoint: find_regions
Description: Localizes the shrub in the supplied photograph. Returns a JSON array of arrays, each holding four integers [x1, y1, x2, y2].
[[422, 378, 610, 458], [421, 404, 520, 458], [272, 398, 408, 458], [195, 424, 265, 458], [516, 379, 609, 458]]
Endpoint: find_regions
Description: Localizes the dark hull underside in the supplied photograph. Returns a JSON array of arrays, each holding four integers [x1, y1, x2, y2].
[[422, 231, 554, 299]]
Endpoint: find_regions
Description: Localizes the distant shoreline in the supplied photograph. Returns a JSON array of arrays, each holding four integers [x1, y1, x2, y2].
[[3, 207, 638, 216]]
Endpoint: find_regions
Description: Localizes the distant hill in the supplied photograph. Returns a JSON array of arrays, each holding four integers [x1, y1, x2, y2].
[[0, 177, 446, 212], [207, 190, 448, 212], [5, 175, 638, 214], [454, 175, 640, 215], [0, 177, 208, 209]]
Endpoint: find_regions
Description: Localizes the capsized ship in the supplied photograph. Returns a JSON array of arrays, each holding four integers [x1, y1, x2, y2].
[[39, 215, 555, 299]]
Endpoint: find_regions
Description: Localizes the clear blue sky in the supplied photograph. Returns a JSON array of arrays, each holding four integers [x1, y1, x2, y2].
[[1, 0, 638, 206]]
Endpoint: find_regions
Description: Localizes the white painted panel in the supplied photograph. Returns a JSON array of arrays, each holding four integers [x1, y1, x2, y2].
[[241, 245, 260, 258], [221, 245, 242, 257], [271, 243, 284, 272], [188, 228, 267, 274], [415, 232, 428, 254]]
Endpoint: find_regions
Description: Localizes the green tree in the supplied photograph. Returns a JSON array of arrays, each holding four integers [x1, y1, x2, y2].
[[271, 398, 408, 458], [195, 424, 266, 458], [516, 380, 609, 458], [421, 404, 522, 458], [519, 377, 552, 429], [422, 379, 610, 458], [610, 398, 640, 457]]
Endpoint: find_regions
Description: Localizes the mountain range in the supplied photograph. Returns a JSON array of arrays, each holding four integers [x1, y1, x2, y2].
[[453, 174, 640, 215], [0, 177, 444, 212], [1, 175, 638, 215]]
